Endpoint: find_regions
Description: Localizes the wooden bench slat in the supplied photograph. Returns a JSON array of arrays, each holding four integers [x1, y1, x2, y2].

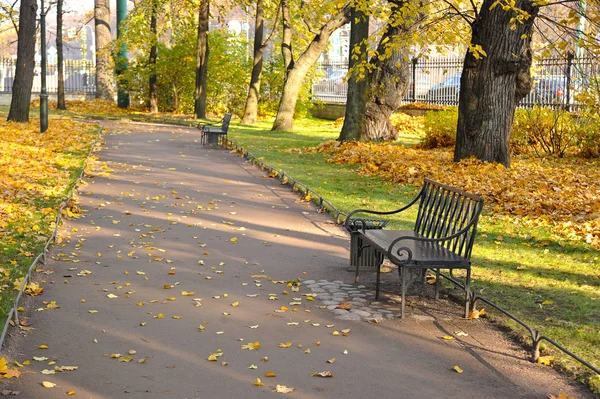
[[363, 230, 469, 267]]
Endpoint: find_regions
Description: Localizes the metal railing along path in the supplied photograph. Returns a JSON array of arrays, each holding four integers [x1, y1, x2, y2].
[[0, 125, 104, 352]]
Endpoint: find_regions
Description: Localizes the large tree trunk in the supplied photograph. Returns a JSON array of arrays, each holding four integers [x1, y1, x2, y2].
[[272, 5, 351, 131], [454, 0, 539, 167], [56, 0, 66, 110], [338, 8, 369, 142], [194, 0, 209, 119], [364, 0, 415, 141], [241, 0, 265, 124], [7, 0, 37, 122], [95, 0, 115, 100], [149, 0, 158, 114]]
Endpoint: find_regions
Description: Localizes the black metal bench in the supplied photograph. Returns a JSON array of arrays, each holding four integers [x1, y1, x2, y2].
[[345, 178, 484, 318], [198, 113, 232, 147]]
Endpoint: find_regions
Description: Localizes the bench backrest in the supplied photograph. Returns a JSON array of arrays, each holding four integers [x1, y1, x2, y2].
[[414, 179, 484, 259], [221, 113, 232, 132]]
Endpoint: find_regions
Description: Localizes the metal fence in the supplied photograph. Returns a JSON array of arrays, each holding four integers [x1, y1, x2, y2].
[[313, 55, 597, 110], [0, 58, 96, 94]]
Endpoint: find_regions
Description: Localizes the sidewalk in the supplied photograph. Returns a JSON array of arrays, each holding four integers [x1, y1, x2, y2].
[[1, 121, 592, 398]]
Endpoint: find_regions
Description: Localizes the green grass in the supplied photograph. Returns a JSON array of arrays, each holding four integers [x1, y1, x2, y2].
[[227, 117, 600, 392]]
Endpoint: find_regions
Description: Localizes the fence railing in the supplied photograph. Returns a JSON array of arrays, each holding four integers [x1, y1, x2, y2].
[[313, 55, 597, 110], [0, 58, 96, 94]]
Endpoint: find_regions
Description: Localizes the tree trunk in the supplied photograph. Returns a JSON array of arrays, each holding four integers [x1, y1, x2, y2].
[[339, 8, 369, 142], [454, 0, 539, 167], [56, 0, 66, 110], [272, 5, 351, 131], [95, 0, 115, 100], [7, 0, 37, 122], [241, 0, 265, 125], [280, 0, 293, 76], [364, 0, 415, 141], [194, 0, 209, 119], [149, 0, 158, 114]]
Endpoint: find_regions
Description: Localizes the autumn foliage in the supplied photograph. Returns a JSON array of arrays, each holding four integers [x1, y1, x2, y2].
[[302, 141, 600, 248]]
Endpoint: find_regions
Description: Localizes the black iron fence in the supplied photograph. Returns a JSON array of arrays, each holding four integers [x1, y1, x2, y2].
[[0, 58, 96, 94], [313, 55, 597, 110]]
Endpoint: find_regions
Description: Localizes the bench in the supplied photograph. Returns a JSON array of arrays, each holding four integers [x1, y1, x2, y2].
[[345, 178, 484, 318], [198, 113, 232, 147]]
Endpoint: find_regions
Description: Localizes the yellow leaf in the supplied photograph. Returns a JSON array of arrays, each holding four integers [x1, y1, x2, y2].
[[275, 385, 295, 393], [326, 358, 336, 364], [107, 293, 118, 299], [252, 378, 264, 387], [67, 390, 76, 395], [278, 342, 292, 348], [154, 313, 164, 319], [453, 365, 464, 374], [231, 301, 239, 307], [42, 381, 56, 388], [0, 357, 7, 372], [265, 371, 276, 377], [542, 300, 554, 305], [442, 335, 455, 340], [208, 354, 218, 361], [248, 364, 258, 369], [117, 356, 132, 362], [536, 356, 553, 366], [181, 291, 195, 296], [39, 345, 49, 349]]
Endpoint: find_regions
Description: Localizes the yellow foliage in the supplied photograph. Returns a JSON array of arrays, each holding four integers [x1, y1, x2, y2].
[[308, 141, 600, 248], [31, 99, 129, 115]]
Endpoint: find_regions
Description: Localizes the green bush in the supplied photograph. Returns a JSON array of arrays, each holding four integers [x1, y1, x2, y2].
[[418, 108, 458, 149]]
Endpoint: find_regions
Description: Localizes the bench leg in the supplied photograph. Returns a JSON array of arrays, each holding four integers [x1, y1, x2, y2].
[[400, 266, 407, 319], [464, 268, 471, 318], [435, 268, 441, 300]]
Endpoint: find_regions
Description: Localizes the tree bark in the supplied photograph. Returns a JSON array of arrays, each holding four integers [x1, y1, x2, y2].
[[7, 0, 37, 122], [280, 0, 293, 76], [149, 0, 158, 114], [56, 0, 66, 110], [95, 0, 115, 100], [454, 0, 539, 167], [363, 0, 417, 141], [272, 5, 351, 131], [339, 7, 369, 142], [194, 0, 209, 119], [241, 0, 265, 125]]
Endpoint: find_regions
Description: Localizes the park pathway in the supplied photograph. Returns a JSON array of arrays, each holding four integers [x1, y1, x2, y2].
[[1, 121, 592, 398]]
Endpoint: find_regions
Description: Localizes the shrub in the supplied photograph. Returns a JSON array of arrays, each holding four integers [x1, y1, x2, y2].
[[418, 108, 458, 149]]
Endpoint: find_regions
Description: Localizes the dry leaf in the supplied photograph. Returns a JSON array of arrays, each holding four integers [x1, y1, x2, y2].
[[265, 371, 276, 377], [42, 381, 56, 388], [278, 342, 292, 348], [312, 371, 333, 378], [275, 385, 295, 393], [252, 378, 264, 387], [326, 358, 336, 364], [442, 335, 455, 340], [537, 356, 554, 366], [453, 365, 464, 374]]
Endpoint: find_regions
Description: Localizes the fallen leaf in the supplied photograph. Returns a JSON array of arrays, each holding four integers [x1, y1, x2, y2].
[[275, 385, 295, 393], [39, 345, 49, 349], [42, 381, 56, 388], [265, 371, 276, 377], [536, 356, 554, 366], [252, 378, 264, 387], [453, 365, 464, 374], [107, 293, 118, 299], [442, 335, 455, 340], [326, 358, 336, 364], [278, 342, 292, 348], [67, 390, 76, 395], [542, 300, 554, 305], [231, 301, 239, 307], [312, 371, 333, 378], [248, 364, 258, 369], [208, 354, 218, 361]]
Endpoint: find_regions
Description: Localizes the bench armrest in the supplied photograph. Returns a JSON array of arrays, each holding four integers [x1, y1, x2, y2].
[[387, 214, 481, 265], [344, 189, 423, 232]]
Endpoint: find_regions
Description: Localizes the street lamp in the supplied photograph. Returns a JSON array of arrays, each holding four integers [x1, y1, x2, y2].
[[40, 0, 48, 133]]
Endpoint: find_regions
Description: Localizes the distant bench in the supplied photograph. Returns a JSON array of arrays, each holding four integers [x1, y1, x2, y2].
[[345, 178, 484, 318], [198, 113, 232, 148]]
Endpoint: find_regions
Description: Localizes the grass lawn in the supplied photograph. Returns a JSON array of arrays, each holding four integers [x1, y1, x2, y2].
[[0, 109, 99, 334], [226, 117, 600, 392]]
